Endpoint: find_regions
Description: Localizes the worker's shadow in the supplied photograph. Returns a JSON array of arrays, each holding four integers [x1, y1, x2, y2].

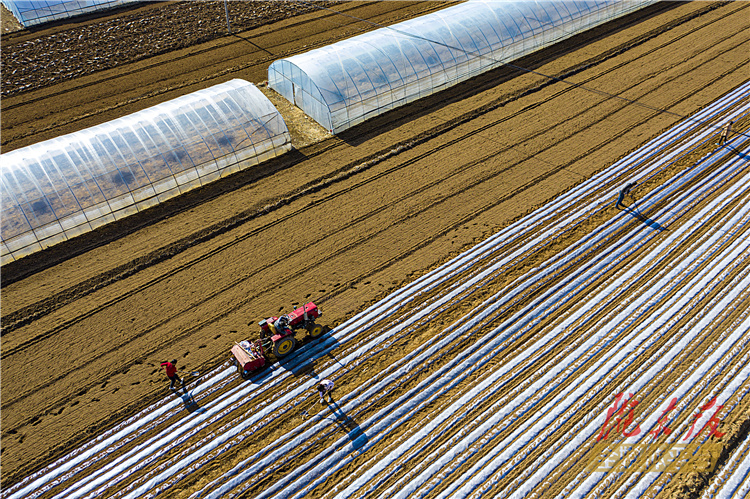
[[327, 400, 368, 451], [619, 204, 668, 232], [725, 145, 749, 161], [277, 328, 341, 378], [180, 388, 206, 414]]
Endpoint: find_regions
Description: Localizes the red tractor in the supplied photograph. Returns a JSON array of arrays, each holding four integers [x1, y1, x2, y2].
[[231, 302, 323, 379]]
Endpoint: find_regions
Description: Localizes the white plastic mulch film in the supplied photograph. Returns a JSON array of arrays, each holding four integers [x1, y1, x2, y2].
[[0, 79, 291, 264], [1, 0, 139, 27], [269, 0, 658, 134]]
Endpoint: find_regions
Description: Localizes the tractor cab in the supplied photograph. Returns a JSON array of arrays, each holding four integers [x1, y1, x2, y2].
[[232, 302, 325, 377]]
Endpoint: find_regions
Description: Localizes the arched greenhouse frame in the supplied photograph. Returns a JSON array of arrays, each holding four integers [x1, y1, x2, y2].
[[268, 0, 657, 134], [1, 79, 290, 264], [1, 0, 141, 27]]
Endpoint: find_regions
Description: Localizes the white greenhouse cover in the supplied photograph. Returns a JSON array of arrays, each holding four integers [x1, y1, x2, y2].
[[1, 0, 139, 27], [0, 79, 291, 264], [269, 0, 658, 133]]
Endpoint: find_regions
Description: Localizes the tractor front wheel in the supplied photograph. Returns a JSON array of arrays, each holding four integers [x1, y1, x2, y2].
[[273, 336, 297, 357], [307, 323, 324, 338]]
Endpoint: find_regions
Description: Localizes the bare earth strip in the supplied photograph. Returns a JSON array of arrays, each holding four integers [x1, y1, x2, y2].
[[1, 1, 748, 496]]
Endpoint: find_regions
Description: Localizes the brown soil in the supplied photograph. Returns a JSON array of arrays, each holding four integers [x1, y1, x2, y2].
[[1, 2, 23, 34], [0, 1, 348, 99], [1, 1, 748, 497]]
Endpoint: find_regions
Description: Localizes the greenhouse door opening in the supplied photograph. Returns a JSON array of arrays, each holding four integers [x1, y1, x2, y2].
[[294, 84, 304, 109]]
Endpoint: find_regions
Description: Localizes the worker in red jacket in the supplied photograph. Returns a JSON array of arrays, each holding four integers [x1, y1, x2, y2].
[[161, 359, 182, 390]]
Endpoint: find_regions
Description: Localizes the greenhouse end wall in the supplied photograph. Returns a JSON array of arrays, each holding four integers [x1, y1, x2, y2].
[[1, 79, 291, 264], [268, 0, 658, 134]]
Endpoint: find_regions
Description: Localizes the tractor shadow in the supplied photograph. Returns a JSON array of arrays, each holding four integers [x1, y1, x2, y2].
[[277, 326, 342, 378], [327, 400, 368, 451]]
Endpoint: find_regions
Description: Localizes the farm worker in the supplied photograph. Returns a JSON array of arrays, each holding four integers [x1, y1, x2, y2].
[[275, 315, 290, 332], [718, 121, 733, 145], [317, 379, 334, 405], [615, 182, 637, 209], [161, 359, 183, 390]]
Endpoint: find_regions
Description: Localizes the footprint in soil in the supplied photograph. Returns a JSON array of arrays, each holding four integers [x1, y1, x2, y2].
[[112, 387, 119, 393], [183, 351, 189, 358], [132, 381, 140, 386], [198, 344, 206, 349], [214, 334, 221, 339]]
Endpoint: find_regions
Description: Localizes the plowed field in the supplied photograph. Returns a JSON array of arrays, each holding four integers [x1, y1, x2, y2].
[[1, 1, 749, 498]]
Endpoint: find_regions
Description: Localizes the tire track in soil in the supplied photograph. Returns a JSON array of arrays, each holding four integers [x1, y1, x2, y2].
[[4, 44, 741, 422], [0, 0, 728, 292], [19, 130, 750, 499], [250, 123, 748, 498], [5, 19, 748, 460], [0, 2, 450, 147], [2, 0, 748, 492], [234, 107, 748, 498], [4, 3, 744, 334], [188, 134, 750, 499], [482, 163, 750, 498], [0, 2, 390, 109], [494, 195, 750, 498], [348, 168, 750, 499], [30, 178, 640, 498], [8, 120, 748, 499]]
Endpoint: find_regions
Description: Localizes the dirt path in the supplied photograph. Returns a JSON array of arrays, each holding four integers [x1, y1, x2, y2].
[[1, 0, 748, 493]]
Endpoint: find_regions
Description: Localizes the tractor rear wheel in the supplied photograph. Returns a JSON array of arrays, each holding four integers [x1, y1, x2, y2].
[[273, 336, 296, 357], [307, 323, 324, 338]]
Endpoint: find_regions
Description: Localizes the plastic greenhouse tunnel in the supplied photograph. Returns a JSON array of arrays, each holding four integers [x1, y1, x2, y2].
[[1, 0, 141, 27], [268, 0, 658, 134], [0, 79, 291, 264]]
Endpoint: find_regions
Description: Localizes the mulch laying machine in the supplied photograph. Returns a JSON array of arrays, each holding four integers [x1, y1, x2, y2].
[[231, 302, 323, 378]]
